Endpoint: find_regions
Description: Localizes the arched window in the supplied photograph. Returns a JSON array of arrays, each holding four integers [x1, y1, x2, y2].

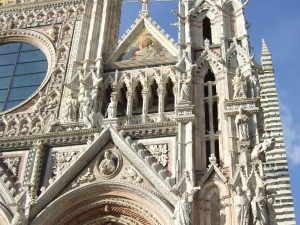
[[132, 81, 143, 115], [117, 83, 127, 116], [164, 78, 175, 112], [203, 17, 212, 44], [203, 69, 220, 166], [148, 80, 159, 113], [102, 85, 112, 116]]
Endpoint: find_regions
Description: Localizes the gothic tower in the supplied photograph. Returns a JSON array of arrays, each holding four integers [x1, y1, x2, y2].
[[0, 0, 296, 225]]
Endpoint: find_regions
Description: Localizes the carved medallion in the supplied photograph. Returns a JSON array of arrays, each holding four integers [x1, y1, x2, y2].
[[97, 149, 122, 179]]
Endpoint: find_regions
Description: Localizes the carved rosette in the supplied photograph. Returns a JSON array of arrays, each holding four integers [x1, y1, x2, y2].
[[145, 144, 168, 167]]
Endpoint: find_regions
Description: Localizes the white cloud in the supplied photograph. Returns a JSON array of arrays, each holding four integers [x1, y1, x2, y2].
[[280, 103, 300, 166]]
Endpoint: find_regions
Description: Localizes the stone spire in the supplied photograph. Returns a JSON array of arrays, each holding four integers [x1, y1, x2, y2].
[[261, 39, 273, 71], [259, 38, 296, 223]]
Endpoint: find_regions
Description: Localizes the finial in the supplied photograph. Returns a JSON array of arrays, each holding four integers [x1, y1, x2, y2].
[[139, 0, 150, 17]]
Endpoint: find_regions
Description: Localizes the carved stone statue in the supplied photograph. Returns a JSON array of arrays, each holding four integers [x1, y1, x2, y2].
[[99, 151, 116, 175], [250, 72, 260, 97], [31, 122, 42, 133], [7, 124, 17, 136], [139, 0, 149, 11], [173, 192, 191, 225], [251, 138, 275, 162], [19, 123, 29, 135], [235, 108, 249, 141], [107, 96, 117, 118], [66, 94, 79, 121], [267, 195, 277, 225], [79, 91, 91, 120], [233, 68, 247, 99], [234, 187, 250, 225], [34, 91, 47, 113], [179, 73, 192, 102], [251, 187, 268, 225]]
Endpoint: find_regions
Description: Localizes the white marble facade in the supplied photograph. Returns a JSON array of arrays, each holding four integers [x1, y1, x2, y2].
[[0, 0, 296, 224]]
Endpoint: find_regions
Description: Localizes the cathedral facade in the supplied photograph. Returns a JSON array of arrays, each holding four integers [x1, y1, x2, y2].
[[0, 0, 296, 225]]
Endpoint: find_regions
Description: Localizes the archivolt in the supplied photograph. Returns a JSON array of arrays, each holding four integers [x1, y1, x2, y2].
[[30, 181, 174, 225]]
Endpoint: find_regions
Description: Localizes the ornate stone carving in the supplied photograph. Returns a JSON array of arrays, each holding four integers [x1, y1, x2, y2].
[[52, 151, 77, 177], [107, 95, 118, 119], [2, 157, 21, 177], [234, 187, 250, 225], [251, 187, 268, 225], [251, 138, 275, 162], [33, 91, 47, 113], [145, 144, 168, 167], [72, 168, 95, 188], [120, 166, 143, 183], [250, 71, 260, 98], [233, 68, 247, 99], [99, 150, 117, 176], [235, 108, 249, 141], [173, 192, 191, 225], [179, 73, 192, 102], [65, 94, 79, 122]]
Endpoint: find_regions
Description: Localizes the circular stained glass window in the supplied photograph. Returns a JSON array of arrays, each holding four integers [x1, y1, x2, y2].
[[0, 42, 48, 112]]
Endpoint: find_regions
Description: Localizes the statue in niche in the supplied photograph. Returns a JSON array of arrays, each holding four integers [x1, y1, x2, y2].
[[107, 96, 117, 118], [179, 73, 192, 102], [233, 68, 247, 99], [250, 71, 260, 98], [66, 94, 79, 122], [234, 187, 251, 225], [99, 151, 116, 176], [173, 192, 191, 225], [235, 108, 249, 141], [34, 91, 47, 113], [79, 91, 91, 120], [252, 187, 268, 225]]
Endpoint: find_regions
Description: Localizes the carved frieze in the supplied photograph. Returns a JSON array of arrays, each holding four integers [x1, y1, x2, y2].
[[120, 166, 143, 183]]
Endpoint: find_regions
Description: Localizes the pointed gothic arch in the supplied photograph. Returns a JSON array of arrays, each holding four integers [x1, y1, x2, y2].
[[132, 80, 143, 115], [203, 17, 212, 44]]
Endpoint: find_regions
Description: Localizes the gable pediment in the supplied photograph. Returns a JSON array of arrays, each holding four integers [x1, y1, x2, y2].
[[30, 125, 177, 220], [105, 16, 178, 70]]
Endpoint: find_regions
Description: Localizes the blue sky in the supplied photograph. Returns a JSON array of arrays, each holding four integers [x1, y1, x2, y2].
[[119, 0, 300, 221]]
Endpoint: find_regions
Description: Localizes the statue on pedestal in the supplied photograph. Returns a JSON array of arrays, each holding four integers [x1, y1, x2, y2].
[[235, 108, 249, 141], [179, 73, 192, 102], [234, 187, 250, 225], [233, 68, 247, 99]]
